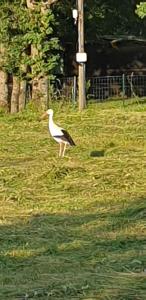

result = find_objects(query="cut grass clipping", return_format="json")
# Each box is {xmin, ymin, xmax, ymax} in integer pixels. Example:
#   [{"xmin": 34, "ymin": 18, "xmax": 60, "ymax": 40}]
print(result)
[{"xmin": 0, "ymin": 100, "xmax": 146, "ymax": 299}]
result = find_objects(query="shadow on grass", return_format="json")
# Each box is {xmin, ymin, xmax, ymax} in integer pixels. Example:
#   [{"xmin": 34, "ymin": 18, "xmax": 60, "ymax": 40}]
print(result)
[
  {"xmin": 0, "ymin": 197, "xmax": 146, "ymax": 300},
  {"xmin": 90, "ymin": 150, "xmax": 105, "ymax": 157},
  {"xmin": 90, "ymin": 142, "xmax": 116, "ymax": 157}
]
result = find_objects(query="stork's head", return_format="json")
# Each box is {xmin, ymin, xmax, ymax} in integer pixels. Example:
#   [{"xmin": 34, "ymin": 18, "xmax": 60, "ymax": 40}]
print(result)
[
  {"xmin": 39, "ymin": 109, "xmax": 53, "ymax": 120},
  {"xmin": 46, "ymin": 109, "xmax": 53, "ymax": 116}
]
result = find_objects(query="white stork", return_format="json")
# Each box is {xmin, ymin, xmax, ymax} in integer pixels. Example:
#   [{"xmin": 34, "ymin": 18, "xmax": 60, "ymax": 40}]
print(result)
[{"xmin": 40, "ymin": 109, "xmax": 76, "ymax": 157}]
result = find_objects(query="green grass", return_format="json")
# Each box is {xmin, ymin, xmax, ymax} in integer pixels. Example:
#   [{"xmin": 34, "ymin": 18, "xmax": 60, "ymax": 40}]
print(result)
[{"xmin": 0, "ymin": 99, "xmax": 146, "ymax": 300}]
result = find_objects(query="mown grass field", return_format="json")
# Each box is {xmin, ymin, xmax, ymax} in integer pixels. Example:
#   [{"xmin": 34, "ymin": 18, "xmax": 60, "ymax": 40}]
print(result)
[{"xmin": 0, "ymin": 99, "xmax": 146, "ymax": 300}]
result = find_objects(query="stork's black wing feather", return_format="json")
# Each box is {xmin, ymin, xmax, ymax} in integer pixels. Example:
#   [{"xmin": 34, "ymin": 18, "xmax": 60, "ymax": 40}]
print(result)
[{"xmin": 61, "ymin": 129, "xmax": 76, "ymax": 146}]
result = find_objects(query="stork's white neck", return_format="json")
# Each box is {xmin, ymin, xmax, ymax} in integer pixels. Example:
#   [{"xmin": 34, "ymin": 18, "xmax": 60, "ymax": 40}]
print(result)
[
  {"xmin": 48, "ymin": 114, "xmax": 54, "ymax": 129},
  {"xmin": 48, "ymin": 111, "xmax": 63, "ymax": 136}
]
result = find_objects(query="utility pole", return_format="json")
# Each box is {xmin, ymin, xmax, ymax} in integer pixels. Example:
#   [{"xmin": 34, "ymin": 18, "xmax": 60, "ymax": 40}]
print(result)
[{"xmin": 77, "ymin": 0, "xmax": 86, "ymax": 111}]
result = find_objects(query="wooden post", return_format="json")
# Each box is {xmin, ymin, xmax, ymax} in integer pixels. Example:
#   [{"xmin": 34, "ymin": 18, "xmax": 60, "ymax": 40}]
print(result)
[{"xmin": 78, "ymin": 0, "xmax": 86, "ymax": 111}]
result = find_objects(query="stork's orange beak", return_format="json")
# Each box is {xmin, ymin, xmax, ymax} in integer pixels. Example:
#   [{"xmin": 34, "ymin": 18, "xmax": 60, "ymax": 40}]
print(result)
[{"xmin": 39, "ymin": 112, "xmax": 48, "ymax": 121}]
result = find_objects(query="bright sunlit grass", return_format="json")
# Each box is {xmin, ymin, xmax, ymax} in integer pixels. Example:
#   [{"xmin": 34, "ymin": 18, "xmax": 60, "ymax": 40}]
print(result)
[{"xmin": 0, "ymin": 99, "xmax": 146, "ymax": 299}]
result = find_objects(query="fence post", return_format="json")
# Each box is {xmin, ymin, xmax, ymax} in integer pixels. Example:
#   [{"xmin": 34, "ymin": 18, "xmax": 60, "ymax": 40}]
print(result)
[
  {"xmin": 72, "ymin": 76, "xmax": 77, "ymax": 103},
  {"xmin": 122, "ymin": 74, "xmax": 125, "ymax": 97},
  {"xmin": 122, "ymin": 74, "xmax": 126, "ymax": 105}
]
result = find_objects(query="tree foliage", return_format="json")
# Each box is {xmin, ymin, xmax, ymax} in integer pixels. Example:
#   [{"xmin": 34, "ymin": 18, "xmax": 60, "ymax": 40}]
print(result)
[
  {"xmin": 0, "ymin": 0, "xmax": 145, "ymax": 78},
  {"xmin": 0, "ymin": 0, "xmax": 60, "ymax": 79},
  {"xmin": 136, "ymin": 2, "xmax": 146, "ymax": 19},
  {"xmin": 85, "ymin": 0, "xmax": 145, "ymax": 38},
  {"xmin": 54, "ymin": 0, "xmax": 145, "ymax": 45}
]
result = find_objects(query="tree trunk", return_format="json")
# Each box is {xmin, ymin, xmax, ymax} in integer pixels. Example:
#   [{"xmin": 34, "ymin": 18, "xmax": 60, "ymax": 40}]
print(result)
[
  {"xmin": 32, "ymin": 76, "xmax": 48, "ymax": 110},
  {"xmin": 31, "ymin": 44, "xmax": 46, "ymax": 109},
  {"xmin": 45, "ymin": 0, "xmax": 58, "ymax": 5},
  {"xmin": 0, "ymin": 70, "xmax": 8, "ymax": 111},
  {"xmin": 19, "ymin": 80, "xmax": 26, "ymax": 111},
  {"xmin": 10, "ymin": 76, "xmax": 20, "ymax": 113},
  {"xmin": 26, "ymin": 0, "xmax": 58, "ymax": 9},
  {"xmin": 26, "ymin": 0, "xmax": 35, "ymax": 10},
  {"xmin": 0, "ymin": 43, "xmax": 8, "ymax": 111}
]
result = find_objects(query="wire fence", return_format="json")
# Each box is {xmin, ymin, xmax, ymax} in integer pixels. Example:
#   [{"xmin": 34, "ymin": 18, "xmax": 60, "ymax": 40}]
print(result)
[
  {"xmin": 48, "ymin": 77, "xmax": 76, "ymax": 102},
  {"xmin": 87, "ymin": 74, "xmax": 146, "ymax": 100},
  {"xmin": 47, "ymin": 74, "xmax": 146, "ymax": 103}
]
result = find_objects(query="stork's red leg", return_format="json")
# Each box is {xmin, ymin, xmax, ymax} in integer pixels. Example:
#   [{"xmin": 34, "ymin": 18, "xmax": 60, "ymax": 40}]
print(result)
[
  {"xmin": 62, "ymin": 143, "xmax": 67, "ymax": 157},
  {"xmin": 59, "ymin": 142, "xmax": 63, "ymax": 157}
]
